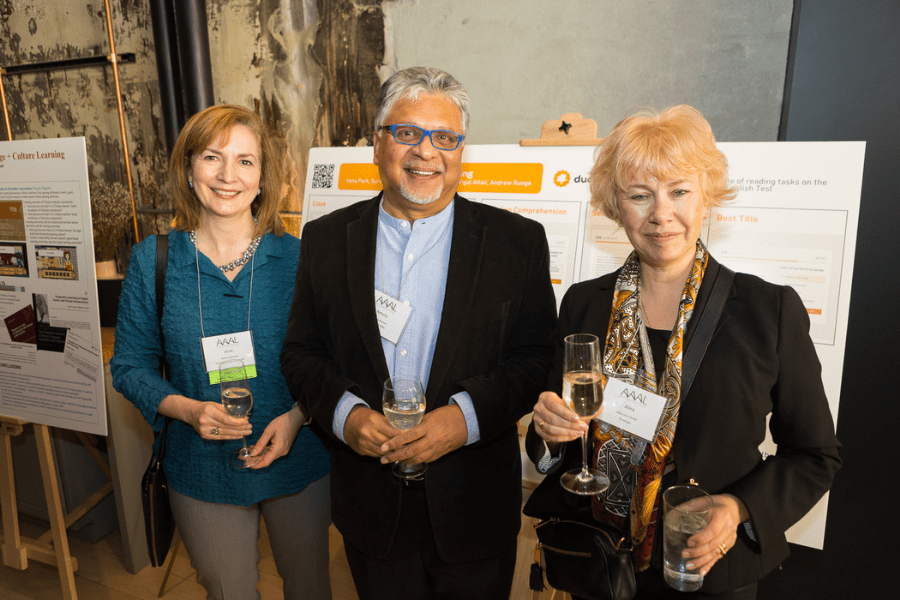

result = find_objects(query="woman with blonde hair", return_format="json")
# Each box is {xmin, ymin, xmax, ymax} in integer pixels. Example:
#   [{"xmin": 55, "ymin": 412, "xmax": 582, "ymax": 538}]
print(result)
[{"xmin": 526, "ymin": 105, "xmax": 840, "ymax": 599}]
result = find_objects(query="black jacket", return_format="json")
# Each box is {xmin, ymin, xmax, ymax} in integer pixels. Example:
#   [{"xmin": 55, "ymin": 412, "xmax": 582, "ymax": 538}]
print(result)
[
  {"xmin": 282, "ymin": 194, "xmax": 557, "ymax": 561},
  {"xmin": 526, "ymin": 256, "xmax": 841, "ymax": 593}
]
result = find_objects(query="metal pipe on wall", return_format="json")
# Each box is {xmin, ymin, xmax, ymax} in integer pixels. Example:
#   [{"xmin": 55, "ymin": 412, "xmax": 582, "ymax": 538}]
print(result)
[
  {"xmin": 173, "ymin": 0, "xmax": 215, "ymax": 119},
  {"xmin": 0, "ymin": 54, "xmax": 137, "ymax": 143},
  {"xmin": 0, "ymin": 68, "xmax": 12, "ymax": 140},
  {"xmin": 148, "ymin": 0, "xmax": 184, "ymax": 152},
  {"xmin": 102, "ymin": 0, "xmax": 141, "ymax": 243}
]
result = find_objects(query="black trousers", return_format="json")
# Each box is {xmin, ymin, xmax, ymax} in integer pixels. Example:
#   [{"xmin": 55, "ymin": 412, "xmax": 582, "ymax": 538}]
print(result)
[{"xmin": 343, "ymin": 485, "xmax": 517, "ymax": 600}]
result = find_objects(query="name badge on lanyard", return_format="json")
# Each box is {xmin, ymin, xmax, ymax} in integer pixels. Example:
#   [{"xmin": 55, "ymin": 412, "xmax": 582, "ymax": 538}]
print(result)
[
  {"xmin": 200, "ymin": 330, "xmax": 257, "ymax": 384},
  {"xmin": 375, "ymin": 289, "xmax": 412, "ymax": 345},
  {"xmin": 601, "ymin": 377, "xmax": 667, "ymax": 443}
]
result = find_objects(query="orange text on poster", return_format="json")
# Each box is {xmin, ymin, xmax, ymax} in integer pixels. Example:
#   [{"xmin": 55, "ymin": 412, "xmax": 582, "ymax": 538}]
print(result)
[{"xmin": 338, "ymin": 163, "xmax": 543, "ymax": 194}]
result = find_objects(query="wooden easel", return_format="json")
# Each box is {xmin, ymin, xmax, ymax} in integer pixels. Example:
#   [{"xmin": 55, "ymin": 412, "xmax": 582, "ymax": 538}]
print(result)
[
  {"xmin": 520, "ymin": 112, "xmax": 603, "ymax": 146},
  {"xmin": 0, "ymin": 415, "xmax": 112, "ymax": 599}
]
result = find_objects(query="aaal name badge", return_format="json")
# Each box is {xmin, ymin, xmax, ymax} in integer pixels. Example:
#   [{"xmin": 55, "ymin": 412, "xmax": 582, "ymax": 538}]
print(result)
[
  {"xmin": 200, "ymin": 330, "xmax": 257, "ymax": 384},
  {"xmin": 601, "ymin": 377, "xmax": 667, "ymax": 442},
  {"xmin": 375, "ymin": 289, "xmax": 412, "ymax": 345}
]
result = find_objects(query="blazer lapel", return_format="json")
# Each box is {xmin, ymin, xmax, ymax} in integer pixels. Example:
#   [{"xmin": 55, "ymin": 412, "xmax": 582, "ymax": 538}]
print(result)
[
  {"xmin": 426, "ymin": 197, "xmax": 485, "ymax": 403},
  {"xmin": 346, "ymin": 197, "xmax": 390, "ymax": 384}
]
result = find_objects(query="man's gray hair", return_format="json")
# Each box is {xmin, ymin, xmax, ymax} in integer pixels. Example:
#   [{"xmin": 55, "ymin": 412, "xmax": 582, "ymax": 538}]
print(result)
[{"xmin": 374, "ymin": 67, "xmax": 470, "ymax": 137}]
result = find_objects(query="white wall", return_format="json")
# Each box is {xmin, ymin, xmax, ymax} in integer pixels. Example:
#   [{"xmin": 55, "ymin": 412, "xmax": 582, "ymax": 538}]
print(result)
[{"xmin": 383, "ymin": 0, "xmax": 793, "ymax": 143}]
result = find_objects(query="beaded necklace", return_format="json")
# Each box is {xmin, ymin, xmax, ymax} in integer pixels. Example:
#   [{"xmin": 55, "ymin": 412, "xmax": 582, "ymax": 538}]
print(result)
[{"xmin": 188, "ymin": 227, "xmax": 261, "ymax": 273}]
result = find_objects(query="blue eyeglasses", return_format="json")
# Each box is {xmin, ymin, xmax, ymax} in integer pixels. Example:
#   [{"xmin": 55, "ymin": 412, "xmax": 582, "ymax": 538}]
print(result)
[{"xmin": 380, "ymin": 124, "xmax": 465, "ymax": 151}]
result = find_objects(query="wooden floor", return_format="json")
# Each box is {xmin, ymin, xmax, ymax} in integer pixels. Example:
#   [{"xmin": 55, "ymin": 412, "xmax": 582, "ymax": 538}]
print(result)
[
  {"xmin": 1, "ymin": 514, "xmax": 569, "ymax": 600},
  {"xmin": 0, "ymin": 518, "xmax": 358, "ymax": 600}
]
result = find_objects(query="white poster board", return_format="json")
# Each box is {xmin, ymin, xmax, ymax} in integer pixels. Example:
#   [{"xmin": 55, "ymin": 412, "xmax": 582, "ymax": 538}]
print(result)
[
  {"xmin": 302, "ymin": 141, "xmax": 865, "ymax": 549},
  {"xmin": 0, "ymin": 137, "xmax": 107, "ymax": 436}
]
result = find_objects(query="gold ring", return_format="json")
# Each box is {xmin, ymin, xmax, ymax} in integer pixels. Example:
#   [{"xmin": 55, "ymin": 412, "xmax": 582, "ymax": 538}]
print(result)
[
  {"xmin": 539, "ymin": 421, "xmax": 546, "ymax": 431},
  {"xmin": 211, "ymin": 427, "xmax": 219, "ymax": 436},
  {"xmin": 718, "ymin": 543, "xmax": 727, "ymax": 557}
]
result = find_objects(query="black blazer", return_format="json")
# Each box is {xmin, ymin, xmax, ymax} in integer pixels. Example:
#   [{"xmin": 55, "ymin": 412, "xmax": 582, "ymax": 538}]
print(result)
[
  {"xmin": 281, "ymin": 194, "xmax": 557, "ymax": 561},
  {"xmin": 525, "ymin": 256, "xmax": 841, "ymax": 594}
]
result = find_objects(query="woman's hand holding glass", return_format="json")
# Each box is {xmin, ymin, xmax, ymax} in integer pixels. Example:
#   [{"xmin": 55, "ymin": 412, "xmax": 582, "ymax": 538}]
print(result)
[
  {"xmin": 158, "ymin": 393, "xmax": 252, "ymax": 441},
  {"xmin": 680, "ymin": 494, "xmax": 748, "ymax": 577},
  {"xmin": 199, "ymin": 401, "xmax": 253, "ymax": 441},
  {"xmin": 532, "ymin": 390, "xmax": 594, "ymax": 445},
  {"xmin": 245, "ymin": 404, "xmax": 307, "ymax": 469}
]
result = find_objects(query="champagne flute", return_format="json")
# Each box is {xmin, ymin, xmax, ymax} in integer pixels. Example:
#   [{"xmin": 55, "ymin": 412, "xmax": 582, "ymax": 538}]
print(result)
[
  {"xmin": 219, "ymin": 359, "xmax": 260, "ymax": 469},
  {"xmin": 382, "ymin": 375, "xmax": 427, "ymax": 480},
  {"xmin": 559, "ymin": 333, "xmax": 609, "ymax": 495}
]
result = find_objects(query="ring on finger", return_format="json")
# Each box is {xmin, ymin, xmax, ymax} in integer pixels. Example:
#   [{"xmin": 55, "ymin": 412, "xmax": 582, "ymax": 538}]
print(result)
[
  {"xmin": 717, "ymin": 543, "xmax": 728, "ymax": 557},
  {"xmin": 539, "ymin": 421, "xmax": 547, "ymax": 431},
  {"xmin": 211, "ymin": 427, "xmax": 219, "ymax": 436}
]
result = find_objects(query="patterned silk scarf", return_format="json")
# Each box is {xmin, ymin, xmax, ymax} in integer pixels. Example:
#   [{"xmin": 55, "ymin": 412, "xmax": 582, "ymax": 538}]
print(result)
[{"xmin": 591, "ymin": 240, "xmax": 708, "ymax": 571}]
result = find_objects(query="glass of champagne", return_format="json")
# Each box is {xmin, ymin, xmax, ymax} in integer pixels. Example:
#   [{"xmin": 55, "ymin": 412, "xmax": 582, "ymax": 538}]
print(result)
[
  {"xmin": 382, "ymin": 375, "xmax": 426, "ymax": 480},
  {"xmin": 559, "ymin": 333, "xmax": 609, "ymax": 495},
  {"xmin": 219, "ymin": 359, "xmax": 260, "ymax": 469}
]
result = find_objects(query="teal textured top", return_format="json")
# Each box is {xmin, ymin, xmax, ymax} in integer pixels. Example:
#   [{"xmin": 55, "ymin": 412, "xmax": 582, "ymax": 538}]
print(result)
[{"xmin": 111, "ymin": 231, "xmax": 329, "ymax": 505}]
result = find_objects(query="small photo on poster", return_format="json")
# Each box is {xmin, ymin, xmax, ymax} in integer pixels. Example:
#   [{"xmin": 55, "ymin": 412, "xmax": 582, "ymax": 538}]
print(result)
[
  {"xmin": 35, "ymin": 245, "xmax": 79, "ymax": 281},
  {"xmin": 0, "ymin": 201, "xmax": 27, "ymax": 240},
  {"xmin": 33, "ymin": 293, "xmax": 68, "ymax": 352},
  {"xmin": 4, "ymin": 303, "xmax": 36, "ymax": 344},
  {"xmin": 0, "ymin": 242, "xmax": 29, "ymax": 277}
]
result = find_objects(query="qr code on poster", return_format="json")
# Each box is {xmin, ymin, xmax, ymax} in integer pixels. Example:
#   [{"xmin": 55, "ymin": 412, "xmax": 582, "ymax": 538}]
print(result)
[{"xmin": 311, "ymin": 164, "xmax": 335, "ymax": 189}]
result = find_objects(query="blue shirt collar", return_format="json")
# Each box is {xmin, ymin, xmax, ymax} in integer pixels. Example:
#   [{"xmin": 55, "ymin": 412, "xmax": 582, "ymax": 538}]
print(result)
[{"xmin": 377, "ymin": 197, "xmax": 455, "ymax": 232}]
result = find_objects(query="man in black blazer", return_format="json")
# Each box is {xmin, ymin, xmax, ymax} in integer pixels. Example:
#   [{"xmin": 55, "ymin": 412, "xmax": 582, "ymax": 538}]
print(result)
[{"xmin": 281, "ymin": 67, "xmax": 556, "ymax": 599}]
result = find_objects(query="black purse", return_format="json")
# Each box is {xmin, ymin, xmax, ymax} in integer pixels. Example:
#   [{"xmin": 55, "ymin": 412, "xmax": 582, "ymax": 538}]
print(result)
[
  {"xmin": 524, "ymin": 456, "xmax": 637, "ymax": 600},
  {"xmin": 141, "ymin": 419, "xmax": 174, "ymax": 567},
  {"xmin": 140, "ymin": 234, "xmax": 176, "ymax": 567},
  {"xmin": 534, "ymin": 517, "xmax": 636, "ymax": 600}
]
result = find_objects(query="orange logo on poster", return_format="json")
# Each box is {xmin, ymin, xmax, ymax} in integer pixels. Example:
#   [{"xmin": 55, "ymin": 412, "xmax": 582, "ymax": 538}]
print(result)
[{"xmin": 554, "ymin": 170, "xmax": 570, "ymax": 187}]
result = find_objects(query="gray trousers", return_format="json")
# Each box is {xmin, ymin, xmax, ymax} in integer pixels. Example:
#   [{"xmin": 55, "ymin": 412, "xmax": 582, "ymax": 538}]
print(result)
[{"xmin": 168, "ymin": 474, "xmax": 331, "ymax": 600}]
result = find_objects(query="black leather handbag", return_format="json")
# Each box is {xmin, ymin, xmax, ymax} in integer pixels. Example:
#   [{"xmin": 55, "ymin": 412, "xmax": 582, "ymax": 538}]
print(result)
[
  {"xmin": 141, "ymin": 420, "xmax": 174, "ymax": 567},
  {"xmin": 140, "ymin": 234, "xmax": 175, "ymax": 567},
  {"xmin": 534, "ymin": 517, "xmax": 636, "ymax": 600},
  {"xmin": 525, "ymin": 464, "xmax": 636, "ymax": 600}
]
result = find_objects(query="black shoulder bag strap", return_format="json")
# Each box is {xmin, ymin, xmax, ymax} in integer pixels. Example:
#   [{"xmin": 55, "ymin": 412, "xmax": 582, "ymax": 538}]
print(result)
[
  {"xmin": 155, "ymin": 234, "xmax": 169, "ymax": 379},
  {"xmin": 155, "ymin": 234, "xmax": 171, "ymax": 445},
  {"xmin": 679, "ymin": 263, "xmax": 735, "ymax": 401}
]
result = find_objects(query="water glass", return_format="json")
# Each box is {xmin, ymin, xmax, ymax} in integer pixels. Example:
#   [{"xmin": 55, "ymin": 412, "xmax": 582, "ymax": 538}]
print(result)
[{"xmin": 662, "ymin": 484, "xmax": 713, "ymax": 592}]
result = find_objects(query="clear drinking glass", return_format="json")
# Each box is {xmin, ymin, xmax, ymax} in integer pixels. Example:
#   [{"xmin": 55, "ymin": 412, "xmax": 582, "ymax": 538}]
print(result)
[
  {"xmin": 559, "ymin": 333, "xmax": 610, "ymax": 495},
  {"xmin": 663, "ymin": 485, "xmax": 713, "ymax": 592},
  {"xmin": 382, "ymin": 375, "xmax": 427, "ymax": 480},
  {"xmin": 219, "ymin": 359, "xmax": 261, "ymax": 469}
]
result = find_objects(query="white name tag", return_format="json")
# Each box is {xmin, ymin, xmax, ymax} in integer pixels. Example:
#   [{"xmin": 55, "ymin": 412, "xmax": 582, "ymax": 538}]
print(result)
[
  {"xmin": 200, "ymin": 330, "xmax": 257, "ymax": 383},
  {"xmin": 600, "ymin": 377, "xmax": 667, "ymax": 442},
  {"xmin": 375, "ymin": 289, "xmax": 412, "ymax": 345}
]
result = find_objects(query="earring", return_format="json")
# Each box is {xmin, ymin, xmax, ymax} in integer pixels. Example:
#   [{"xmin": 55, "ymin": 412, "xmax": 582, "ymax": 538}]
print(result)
[
  {"xmin": 257, "ymin": 188, "xmax": 261, "ymax": 196},
  {"xmin": 188, "ymin": 177, "xmax": 193, "ymax": 190}
]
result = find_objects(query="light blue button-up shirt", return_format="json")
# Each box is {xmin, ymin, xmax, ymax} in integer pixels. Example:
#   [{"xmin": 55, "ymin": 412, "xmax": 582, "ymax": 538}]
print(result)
[{"xmin": 332, "ymin": 199, "xmax": 480, "ymax": 445}]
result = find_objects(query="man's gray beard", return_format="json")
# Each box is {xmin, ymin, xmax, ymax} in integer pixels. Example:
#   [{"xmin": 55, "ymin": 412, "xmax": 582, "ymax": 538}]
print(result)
[{"xmin": 400, "ymin": 182, "xmax": 443, "ymax": 205}]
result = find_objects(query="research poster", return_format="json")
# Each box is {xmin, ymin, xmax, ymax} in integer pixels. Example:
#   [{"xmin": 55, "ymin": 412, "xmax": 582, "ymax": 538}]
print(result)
[
  {"xmin": 303, "ymin": 141, "xmax": 865, "ymax": 549},
  {"xmin": 0, "ymin": 137, "xmax": 107, "ymax": 436}
]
